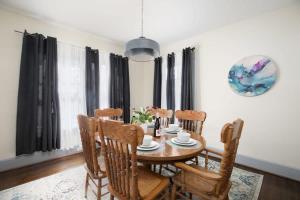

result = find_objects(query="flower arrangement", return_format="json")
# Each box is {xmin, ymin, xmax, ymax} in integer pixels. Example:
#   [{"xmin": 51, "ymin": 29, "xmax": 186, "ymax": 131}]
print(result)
[{"xmin": 131, "ymin": 107, "xmax": 153, "ymax": 124}]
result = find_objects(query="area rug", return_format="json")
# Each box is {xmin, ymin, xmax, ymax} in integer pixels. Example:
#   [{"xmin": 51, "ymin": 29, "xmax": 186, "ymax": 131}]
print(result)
[{"xmin": 0, "ymin": 158, "xmax": 263, "ymax": 200}]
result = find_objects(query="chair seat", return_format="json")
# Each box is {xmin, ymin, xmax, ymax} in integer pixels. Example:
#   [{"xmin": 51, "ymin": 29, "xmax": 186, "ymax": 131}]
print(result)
[
  {"xmin": 174, "ymin": 164, "xmax": 222, "ymax": 182},
  {"xmin": 189, "ymin": 164, "xmax": 222, "ymax": 179},
  {"xmin": 97, "ymin": 155, "xmax": 106, "ymax": 171},
  {"xmin": 173, "ymin": 165, "xmax": 221, "ymax": 194},
  {"xmin": 136, "ymin": 166, "xmax": 169, "ymax": 200},
  {"xmin": 173, "ymin": 165, "xmax": 231, "ymax": 200},
  {"xmin": 84, "ymin": 155, "xmax": 107, "ymax": 179}
]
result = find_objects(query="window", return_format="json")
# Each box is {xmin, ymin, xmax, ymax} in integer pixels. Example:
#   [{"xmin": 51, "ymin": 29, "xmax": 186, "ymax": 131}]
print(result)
[
  {"xmin": 99, "ymin": 52, "xmax": 110, "ymax": 108},
  {"xmin": 161, "ymin": 50, "xmax": 182, "ymax": 111},
  {"xmin": 57, "ymin": 42, "xmax": 86, "ymax": 150},
  {"xmin": 57, "ymin": 43, "xmax": 111, "ymax": 150}
]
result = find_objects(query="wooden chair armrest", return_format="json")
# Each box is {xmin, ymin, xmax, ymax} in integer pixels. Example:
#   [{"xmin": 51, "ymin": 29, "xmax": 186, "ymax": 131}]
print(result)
[
  {"xmin": 95, "ymin": 135, "xmax": 101, "ymax": 146},
  {"xmin": 175, "ymin": 162, "xmax": 222, "ymax": 181},
  {"xmin": 203, "ymin": 148, "xmax": 223, "ymax": 168},
  {"xmin": 204, "ymin": 148, "xmax": 223, "ymax": 157}
]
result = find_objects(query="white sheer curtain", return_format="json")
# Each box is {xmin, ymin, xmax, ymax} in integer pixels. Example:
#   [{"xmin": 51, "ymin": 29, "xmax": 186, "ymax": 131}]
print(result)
[
  {"xmin": 161, "ymin": 55, "xmax": 168, "ymax": 108},
  {"xmin": 174, "ymin": 50, "xmax": 182, "ymax": 111},
  {"xmin": 99, "ymin": 52, "xmax": 110, "ymax": 108},
  {"xmin": 161, "ymin": 51, "xmax": 182, "ymax": 111},
  {"xmin": 57, "ymin": 42, "xmax": 86, "ymax": 150}
]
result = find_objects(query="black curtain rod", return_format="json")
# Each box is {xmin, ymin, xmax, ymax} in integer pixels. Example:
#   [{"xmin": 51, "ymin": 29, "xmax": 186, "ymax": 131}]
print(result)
[
  {"xmin": 14, "ymin": 30, "xmax": 24, "ymax": 34},
  {"xmin": 13, "ymin": 29, "xmax": 118, "ymax": 51},
  {"xmin": 13, "ymin": 29, "xmax": 84, "ymax": 49}
]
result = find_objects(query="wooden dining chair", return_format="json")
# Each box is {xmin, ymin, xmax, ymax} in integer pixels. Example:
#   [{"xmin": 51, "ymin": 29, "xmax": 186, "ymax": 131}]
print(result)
[
  {"xmin": 149, "ymin": 108, "xmax": 174, "ymax": 174},
  {"xmin": 175, "ymin": 110, "xmax": 207, "ymax": 165},
  {"xmin": 95, "ymin": 108, "xmax": 123, "ymax": 120},
  {"xmin": 94, "ymin": 108, "xmax": 123, "ymax": 139},
  {"xmin": 77, "ymin": 115, "xmax": 108, "ymax": 200},
  {"xmin": 98, "ymin": 119, "xmax": 170, "ymax": 200},
  {"xmin": 171, "ymin": 119, "xmax": 244, "ymax": 200},
  {"xmin": 149, "ymin": 108, "xmax": 173, "ymax": 128},
  {"xmin": 175, "ymin": 110, "xmax": 206, "ymax": 135}
]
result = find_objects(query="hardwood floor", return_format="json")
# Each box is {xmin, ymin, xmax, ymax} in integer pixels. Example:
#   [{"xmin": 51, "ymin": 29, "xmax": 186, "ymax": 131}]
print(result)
[
  {"xmin": 0, "ymin": 153, "xmax": 85, "ymax": 191},
  {"xmin": 0, "ymin": 153, "xmax": 299, "ymax": 200},
  {"xmin": 234, "ymin": 163, "xmax": 300, "ymax": 200}
]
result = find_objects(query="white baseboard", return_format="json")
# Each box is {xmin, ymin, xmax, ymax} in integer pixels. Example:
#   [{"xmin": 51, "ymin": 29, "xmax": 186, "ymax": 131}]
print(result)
[
  {"xmin": 206, "ymin": 146, "xmax": 300, "ymax": 182},
  {"xmin": 1, "ymin": 147, "xmax": 299, "ymax": 182},
  {"xmin": 235, "ymin": 153, "xmax": 300, "ymax": 182},
  {"xmin": 0, "ymin": 149, "xmax": 81, "ymax": 172}
]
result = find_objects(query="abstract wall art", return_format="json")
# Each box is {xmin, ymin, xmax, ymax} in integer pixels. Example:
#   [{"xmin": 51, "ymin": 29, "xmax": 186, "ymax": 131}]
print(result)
[{"xmin": 228, "ymin": 55, "xmax": 278, "ymax": 97}]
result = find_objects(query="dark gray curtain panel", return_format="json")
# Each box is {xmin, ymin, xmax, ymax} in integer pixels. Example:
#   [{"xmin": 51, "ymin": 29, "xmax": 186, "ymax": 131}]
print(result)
[
  {"xmin": 122, "ymin": 57, "xmax": 130, "ymax": 123},
  {"xmin": 109, "ymin": 53, "xmax": 130, "ymax": 123},
  {"xmin": 153, "ymin": 57, "xmax": 162, "ymax": 108},
  {"xmin": 16, "ymin": 31, "xmax": 60, "ymax": 156},
  {"xmin": 166, "ymin": 53, "xmax": 175, "ymax": 111},
  {"xmin": 181, "ymin": 47, "xmax": 195, "ymax": 110},
  {"xmin": 85, "ymin": 47, "xmax": 99, "ymax": 116}
]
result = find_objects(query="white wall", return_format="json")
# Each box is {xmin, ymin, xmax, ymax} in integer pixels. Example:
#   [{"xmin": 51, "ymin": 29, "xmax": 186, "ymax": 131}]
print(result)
[
  {"xmin": 129, "ymin": 60, "xmax": 154, "ymax": 110},
  {"xmin": 161, "ymin": 4, "xmax": 300, "ymax": 172},
  {"xmin": 129, "ymin": 3, "xmax": 300, "ymax": 178},
  {"xmin": 1, "ymin": 2, "xmax": 299, "ymax": 179},
  {"xmin": 0, "ymin": 8, "xmax": 123, "ymax": 160}
]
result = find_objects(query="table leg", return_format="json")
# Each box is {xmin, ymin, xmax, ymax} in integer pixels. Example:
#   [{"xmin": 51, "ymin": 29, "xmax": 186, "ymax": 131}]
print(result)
[{"xmin": 143, "ymin": 163, "xmax": 152, "ymax": 170}]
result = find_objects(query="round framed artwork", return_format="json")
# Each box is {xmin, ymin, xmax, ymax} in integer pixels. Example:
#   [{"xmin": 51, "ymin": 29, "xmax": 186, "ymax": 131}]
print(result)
[{"xmin": 228, "ymin": 55, "xmax": 278, "ymax": 97}]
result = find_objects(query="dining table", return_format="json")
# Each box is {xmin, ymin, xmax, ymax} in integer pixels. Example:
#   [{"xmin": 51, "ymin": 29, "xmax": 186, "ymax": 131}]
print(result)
[
  {"xmin": 96, "ymin": 129, "xmax": 206, "ymax": 165},
  {"xmin": 137, "ymin": 130, "xmax": 206, "ymax": 165}
]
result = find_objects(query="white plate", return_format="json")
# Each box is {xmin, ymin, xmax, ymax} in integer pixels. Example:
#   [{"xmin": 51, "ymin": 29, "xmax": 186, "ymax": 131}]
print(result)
[
  {"xmin": 172, "ymin": 138, "xmax": 197, "ymax": 146},
  {"xmin": 171, "ymin": 138, "xmax": 197, "ymax": 146},
  {"xmin": 173, "ymin": 137, "xmax": 194, "ymax": 144},
  {"xmin": 139, "ymin": 141, "xmax": 158, "ymax": 148},
  {"xmin": 137, "ymin": 141, "xmax": 160, "ymax": 151},
  {"xmin": 164, "ymin": 127, "xmax": 182, "ymax": 134}
]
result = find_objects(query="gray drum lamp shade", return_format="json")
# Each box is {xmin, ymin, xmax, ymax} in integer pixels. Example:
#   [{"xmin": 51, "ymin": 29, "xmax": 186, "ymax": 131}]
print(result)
[
  {"xmin": 125, "ymin": 0, "xmax": 160, "ymax": 62},
  {"xmin": 125, "ymin": 37, "xmax": 160, "ymax": 62}
]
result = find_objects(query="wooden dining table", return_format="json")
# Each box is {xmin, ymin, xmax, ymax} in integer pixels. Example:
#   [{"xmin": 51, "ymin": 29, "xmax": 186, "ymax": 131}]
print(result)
[
  {"xmin": 96, "ymin": 130, "xmax": 206, "ymax": 165},
  {"xmin": 137, "ymin": 131, "xmax": 206, "ymax": 165}
]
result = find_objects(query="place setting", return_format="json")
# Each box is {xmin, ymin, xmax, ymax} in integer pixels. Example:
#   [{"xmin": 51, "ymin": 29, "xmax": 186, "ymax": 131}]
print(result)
[
  {"xmin": 137, "ymin": 135, "xmax": 160, "ymax": 151},
  {"xmin": 162, "ymin": 124, "xmax": 182, "ymax": 134},
  {"xmin": 169, "ymin": 130, "xmax": 198, "ymax": 147}
]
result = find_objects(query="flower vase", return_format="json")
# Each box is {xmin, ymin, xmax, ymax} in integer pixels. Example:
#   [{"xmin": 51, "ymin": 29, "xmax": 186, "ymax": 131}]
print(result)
[{"xmin": 140, "ymin": 123, "xmax": 148, "ymax": 134}]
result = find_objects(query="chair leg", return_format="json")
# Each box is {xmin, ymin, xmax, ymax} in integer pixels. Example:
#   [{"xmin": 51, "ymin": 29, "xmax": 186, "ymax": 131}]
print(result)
[
  {"xmin": 110, "ymin": 194, "xmax": 114, "ymax": 200},
  {"xmin": 171, "ymin": 184, "xmax": 177, "ymax": 200},
  {"xmin": 195, "ymin": 156, "xmax": 199, "ymax": 165},
  {"xmin": 97, "ymin": 179, "xmax": 102, "ymax": 200},
  {"xmin": 205, "ymin": 151, "xmax": 209, "ymax": 169},
  {"xmin": 164, "ymin": 187, "xmax": 169, "ymax": 200},
  {"xmin": 159, "ymin": 164, "xmax": 163, "ymax": 174},
  {"xmin": 85, "ymin": 173, "xmax": 89, "ymax": 198},
  {"xmin": 154, "ymin": 164, "xmax": 158, "ymax": 172}
]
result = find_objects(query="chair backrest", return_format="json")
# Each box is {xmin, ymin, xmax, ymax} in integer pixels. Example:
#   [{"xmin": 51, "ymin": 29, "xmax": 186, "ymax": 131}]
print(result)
[
  {"xmin": 219, "ymin": 118, "xmax": 244, "ymax": 190},
  {"xmin": 175, "ymin": 110, "xmax": 207, "ymax": 135},
  {"xmin": 77, "ymin": 115, "xmax": 105, "ymax": 176},
  {"xmin": 95, "ymin": 108, "xmax": 123, "ymax": 120},
  {"xmin": 99, "ymin": 120, "xmax": 144, "ymax": 200},
  {"xmin": 149, "ymin": 108, "xmax": 173, "ymax": 128}
]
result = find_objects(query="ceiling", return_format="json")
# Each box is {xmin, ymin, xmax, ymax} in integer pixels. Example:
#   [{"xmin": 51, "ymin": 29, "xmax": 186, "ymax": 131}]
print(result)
[{"xmin": 0, "ymin": 0, "xmax": 297, "ymax": 45}]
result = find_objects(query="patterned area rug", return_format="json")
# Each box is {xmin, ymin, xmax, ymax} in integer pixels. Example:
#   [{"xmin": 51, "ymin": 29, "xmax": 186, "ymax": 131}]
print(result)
[{"xmin": 0, "ymin": 158, "xmax": 263, "ymax": 200}]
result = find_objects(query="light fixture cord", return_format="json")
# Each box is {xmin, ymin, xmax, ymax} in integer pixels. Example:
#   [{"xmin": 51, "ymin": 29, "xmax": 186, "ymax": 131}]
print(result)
[{"xmin": 141, "ymin": 0, "xmax": 144, "ymax": 37}]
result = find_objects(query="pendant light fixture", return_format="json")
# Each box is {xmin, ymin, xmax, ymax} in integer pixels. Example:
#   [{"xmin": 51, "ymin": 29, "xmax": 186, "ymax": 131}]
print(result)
[{"xmin": 125, "ymin": 0, "xmax": 160, "ymax": 62}]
